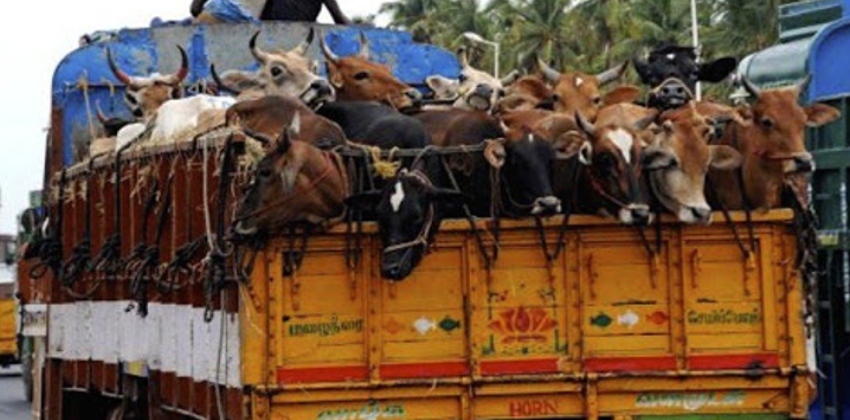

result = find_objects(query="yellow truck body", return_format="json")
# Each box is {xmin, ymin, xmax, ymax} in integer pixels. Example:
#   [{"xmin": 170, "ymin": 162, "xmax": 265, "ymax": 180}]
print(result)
[
  {"xmin": 240, "ymin": 210, "xmax": 809, "ymax": 420},
  {"xmin": 0, "ymin": 292, "xmax": 17, "ymax": 363}
]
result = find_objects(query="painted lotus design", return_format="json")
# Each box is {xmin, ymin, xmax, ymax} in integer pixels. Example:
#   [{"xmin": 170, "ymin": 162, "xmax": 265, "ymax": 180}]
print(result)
[{"xmin": 489, "ymin": 307, "xmax": 557, "ymax": 344}]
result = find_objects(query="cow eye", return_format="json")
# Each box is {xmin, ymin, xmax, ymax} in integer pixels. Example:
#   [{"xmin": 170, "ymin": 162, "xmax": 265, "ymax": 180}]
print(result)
[
  {"xmin": 271, "ymin": 67, "xmax": 284, "ymax": 77},
  {"xmin": 760, "ymin": 117, "xmax": 775, "ymax": 129},
  {"xmin": 458, "ymin": 74, "xmax": 468, "ymax": 83},
  {"xmin": 598, "ymin": 153, "xmax": 616, "ymax": 169},
  {"xmin": 354, "ymin": 71, "xmax": 369, "ymax": 81},
  {"xmin": 258, "ymin": 168, "xmax": 273, "ymax": 179},
  {"xmin": 592, "ymin": 96, "xmax": 602, "ymax": 105}
]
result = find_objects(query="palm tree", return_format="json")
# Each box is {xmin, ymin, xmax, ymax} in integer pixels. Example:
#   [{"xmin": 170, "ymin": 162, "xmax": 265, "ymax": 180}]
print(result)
[{"xmin": 379, "ymin": 0, "xmax": 449, "ymax": 43}]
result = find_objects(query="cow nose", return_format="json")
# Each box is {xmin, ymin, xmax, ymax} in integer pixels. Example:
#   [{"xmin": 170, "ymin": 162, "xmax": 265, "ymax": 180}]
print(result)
[
  {"xmin": 631, "ymin": 207, "xmax": 651, "ymax": 226},
  {"xmin": 311, "ymin": 80, "xmax": 333, "ymax": 97},
  {"xmin": 532, "ymin": 196, "xmax": 562, "ymax": 216},
  {"xmin": 405, "ymin": 88, "xmax": 423, "ymax": 107},
  {"xmin": 473, "ymin": 83, "xmax": 494, "ymax": 98},
  {"xmin": 794, "ymin": 156, "xmax": 815, "ymax": 173},
  {"xmin": 691, "ymin": 206, "xmax": 711, "ymax": 222}
]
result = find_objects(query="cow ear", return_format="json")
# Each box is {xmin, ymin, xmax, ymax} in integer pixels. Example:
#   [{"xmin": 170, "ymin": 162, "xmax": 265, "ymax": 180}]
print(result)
[
  {"xmin": 326, "ymin": 62, "xmax": 344, "ymax": 88},
  {"xmin": 425, "ymin": 76, "xmax": 459, "ymax": 98},
  {"xmin": 578, "ymin": 141, "xmax": 593, "ymax": 166},
  {"xmin": 642, "ymin": 146, "xmax": 678, "ymax": 170},
  {"xmin": 698, "ymin": 57, "xmax": 737, "ymax": 83},
  {"xmin": 345, "ymin": 190, "xmax": 382, "ymax": 211},
  {"xmin": 552, "ymin": 131, "xmax": 585, "ymax": 159},
  {"xmin": 632, "ymin": 58, "xmax": 651, "ymax": 85},
  {"xmin": 603, "ymin": 86, "xmax": 641, "ymax": 106},
  {"xmin": 709, "ymin": 145, "xmax": 742, "ymax": 171},
  {"xmin": 804, "ymin": 103, "xmax": 841, "ymax": 127},
  {"xmin": 484, "ymin": 139, "xmax": 507, "ymax": 169}
]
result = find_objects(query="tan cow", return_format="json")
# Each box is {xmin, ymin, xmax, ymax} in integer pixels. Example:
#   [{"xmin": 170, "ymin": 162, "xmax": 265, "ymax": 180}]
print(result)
[
  {"xmin": 538, "ymin": 59, "xmax": 641, "ymax": 121},
  {"xmin": 107, "ymin": 46, "xmax": 189, "ymax": 120},
  {"xmin": 643, "ymin": 103, "xmax": 742, "ymax": 224},
  {"xmin": 320, "ymin": 32, "xmax": 422, "ymax": 112},
  {"xmin": 710, "ymin": 77, "xmax": 840, "ymax": 210}
]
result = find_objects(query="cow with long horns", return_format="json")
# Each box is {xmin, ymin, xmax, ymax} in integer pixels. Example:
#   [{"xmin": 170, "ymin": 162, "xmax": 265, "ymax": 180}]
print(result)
[
  {"xmin": 107, "ymin": 46, "xmax": 190, "ymax": 120},
  {"xmin": 424, "ymin": 47, "xmax": 521, "ymax": 112},
  {"xmin": 538, "ymin": 59, "xmax": 640, "ymax": 121}
]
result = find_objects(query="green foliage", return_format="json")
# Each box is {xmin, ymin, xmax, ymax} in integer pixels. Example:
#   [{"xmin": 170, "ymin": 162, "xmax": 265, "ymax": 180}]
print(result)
[{"xmin": 379, "ymin": 0, "xmax": 795, "ymax": 80}]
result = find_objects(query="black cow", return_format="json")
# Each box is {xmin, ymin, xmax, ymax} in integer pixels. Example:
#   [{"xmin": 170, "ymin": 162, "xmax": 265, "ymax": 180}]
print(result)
[
  {"xmin": 316, "ymin": 101, "xmax": 431, "ymax": 149},
  {"xmin": 633, "ymin": 44, "xmax": 737, "ymax": 110}
]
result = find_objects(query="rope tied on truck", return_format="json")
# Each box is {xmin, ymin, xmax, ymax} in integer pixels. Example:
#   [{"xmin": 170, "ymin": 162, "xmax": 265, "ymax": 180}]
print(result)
[{"xmin": 30, "ymin": 169, "xmax": 68, "ymax": 280}]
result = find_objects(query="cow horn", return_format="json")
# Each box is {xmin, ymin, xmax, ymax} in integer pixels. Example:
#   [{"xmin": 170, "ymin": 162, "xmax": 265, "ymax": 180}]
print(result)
[
  {"xmin": 249, "ymin": 31, "xmax": 271, "ymax": 65},
  {"xmin": 500, "ymin": 69, "xmax": 521, "ymax": 86},
  {"xmin": 106, "ymin": 48, "xmax": 137, "ymax": 88},
  {"xmin": 210, "ymin": 64, "xmax": 243, "ymax": 94},
  {"xmin": 538, "ymin": 59, "xmax": 561, "ymax": 84},
  {"xmin": 457, "ymin": 47, "xmax": 470, "ymax": 68},
  {"xmin": 741, "ymin": 76, "xmax": 761, "ymax": 99},
  {"xmin": 596, "ymin": 61, "xmax": 628, "ymax": 86},
  {"xmin": 796, "ymin": 75, "xmax": 812, "ymax": 95},
  {"xmin": 357, "ymin": 32, "xmax": 371, "ymax": 59},
  {"xmin": 294, "ymin": 27, "xmax": 315, "ymax": 56},
  {"xmin": 575, "ymin": 111, "xmax": 596, "ymax": 137},
  {"xmin": 95, "ymin": 101, "xmax": 108, "ymax": 124},
  {"xmin": 320, "ymin": 31, "xmax": 339, "ymax": 63},
  {"xmin": 163, "ymin": 46, "xmax": 190, "ymax": 86}
]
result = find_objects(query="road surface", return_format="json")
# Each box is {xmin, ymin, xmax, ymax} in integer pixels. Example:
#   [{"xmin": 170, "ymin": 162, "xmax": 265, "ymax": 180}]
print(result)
[{"xmin": 0, "ymin": 365, "xmax": 29, "ymax": 419}]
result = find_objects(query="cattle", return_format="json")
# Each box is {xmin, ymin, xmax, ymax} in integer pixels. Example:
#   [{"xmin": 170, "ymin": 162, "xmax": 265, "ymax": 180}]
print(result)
[
  {"xmin": 633, "ymin": 44, "xmax": 737, "ymax": 110},
  {"xmin": 107, "ymin": 46, "xmax": 190, "ymax": 120},
  {"xmin": 709, "ymin": 77, "xmax": 840, "ymax": 210},
  {"xmin": 424, "ymin": 47, "xmax": 521, "ymax": 112},
  {"xmin": 320, "ymin": 32, "xmax": 422, "ymax": 112},
  {"xmin": 414, "ymin": 109, "xmax": 568, "ymax": 217},
  {"xmin": 317, "ymin": 101, "xmax": 431, "ymax": 149},
  {"xmin": 568, "ymin": 107, "xmax": 655, "ymax": 225},
  {"xmin": 224, "ymin": 95, "xmax": 346, "ymax": 148},
  {"xmin": 212, "ymin": 29, "xmax": 335, "ymax": 108},
  {"xmin": 495, "ymin": 75, "xmax": 557, "ymax": 113},
  {"xmin": 642, "ymin": 103, "xmax": 742, "ymax": 224},
  {"xmin": 233, "ymin": 114, "xmax": 349, "ymax": 236},
  {"xmin": 538, "ymin": 60, "xmax": 640, "ymax": 121}
]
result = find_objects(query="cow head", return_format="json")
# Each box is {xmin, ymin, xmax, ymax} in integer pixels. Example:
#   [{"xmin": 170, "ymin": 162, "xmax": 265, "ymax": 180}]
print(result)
[
  {"xmin": 485, "ymin": 133, "xmax": 575, "ymax": 217},
  {"xmin": 538, "ymin": 60, "xmax": 640, "ymax": 121},
  {"xmin": 573, "ymin": 111, "xmax": 653, "ymax": 225},
  {"xmin": 212, "ymin": 29, "xmax": 334, "ymax": 108},
  {"xmin": 643, "ymin": 104, "xmax": 742, "ymax": 224},
  {"xmin": 234, "ymin": 114, "xmax": 347, "ymax": 235},
  {"xmin": 347, "ymin": 169, "xmax": 463, "ymax": 281},
  {"xmin": 496, "ymin": 75, "xmax": 558, "ymax": 113},
  {"xmin": 425, "ymin": 47, "xmax": 520, "ymax": 112},
  {"xmin": 107, "ymin": 46, "xmax": 189, "ymax": 120},
  {"xmin": 727, "ymin": 77, "xmax": 840, "ymax": 208},
  {"xmin": 633, "ymin": 44, "xmax": 737, "ymax": 110},
  {"xmin": 321, "ymin": 32, "xmax": 422, "ymax": 112}
]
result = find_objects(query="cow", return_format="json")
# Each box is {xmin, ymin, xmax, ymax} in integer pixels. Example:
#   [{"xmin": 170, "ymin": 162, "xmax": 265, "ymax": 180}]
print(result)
[
  {"xmin": 211, "ymin": 29, "xmax": 335, "ymax": 108},
  {"xmin": 633, "ymin": 44, "xmax": 737, "ymax": 110},
  {"xmin": 568, "ymin": 107, "xmax": 655, "ymax": 225},
  {"xmin": 641, "ymin": 103, "xmax": 742, "ymax": 224},
  {"xmin": 414, "ymin": 109, "xmax": 569, "ymax": 217},
  {"xmin": 233, "ymin": 114, "xmax": 349, "ymax": 236},
  {"xmin": 495, "ymin": 75, "xmax": 557, "ymax": 113},
  {"xmin": 320, "ymin": 32, "xmax": 422, "ymax": 112},
  {"xmin": 709, "ymin": 77, "xmax": 840, "ymax": 210},
  {"xmin": 107, "ymin": 45, "xmax": 190, "ymax": 120},
  {"xmin": 424, "ymin": 47, "xmax": 521, "ymax": 112},
  {"xmin": 316, "ymin": 101, "xmax": 431, "ymax": 150},
  {"xmin": 224, "ymin": 95, "xmax": 346, "ymax": 148},
  {"xmin": 538, "ymin": 60, "xmax": 640, "ymax": 121}
]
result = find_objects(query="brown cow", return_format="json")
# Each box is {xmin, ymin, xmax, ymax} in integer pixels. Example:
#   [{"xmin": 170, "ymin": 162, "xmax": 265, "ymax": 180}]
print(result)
[
  {"xmin": 225, "ymin": 95, "xmax": 346, "ymax": 148},
  {"xmin": 233, "ymin": 115, "xmax": 349, "ymax": 235},
  {"xmin": 320, "ymin": 32, "xmax": 422, "ymax": 111},
  {"xmin": 710, "ymin": 77, "xmax": 840, "ymax": 210},
  {"xmin": 211, "ymin": 29, "xmax": 334, "ymax": 107},
  {"xmin": 643, "ymin": 103, "xmax": 742, "ymax": 224},
  {"xmin": 495, "ymin": 75, "xmax": 557, "ymax": 114},
  {"xmin": 107, "ymin": 46, "xmax": 189, "ymax": 120},
  {"xmin": 538, "ymin": 60, "xmax": 641, "ymax": 121}
]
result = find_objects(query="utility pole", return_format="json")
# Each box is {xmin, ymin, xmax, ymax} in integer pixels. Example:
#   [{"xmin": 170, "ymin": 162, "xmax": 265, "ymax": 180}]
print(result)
[{"xmin": 691, "ymin": 0, "xmax": 702, "ymax": 100}]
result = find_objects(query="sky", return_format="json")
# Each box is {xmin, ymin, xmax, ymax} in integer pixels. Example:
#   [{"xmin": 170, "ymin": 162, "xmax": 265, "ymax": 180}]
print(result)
[{"xmin": 0, "ymin": 1, "xmax": 383, "ymax": 235}]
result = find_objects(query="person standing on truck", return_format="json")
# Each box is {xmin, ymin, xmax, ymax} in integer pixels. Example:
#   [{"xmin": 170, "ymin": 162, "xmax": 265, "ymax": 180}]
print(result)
[{"xmin": 192, "ymin": 0, "xmax": 351, "ymax": 24}]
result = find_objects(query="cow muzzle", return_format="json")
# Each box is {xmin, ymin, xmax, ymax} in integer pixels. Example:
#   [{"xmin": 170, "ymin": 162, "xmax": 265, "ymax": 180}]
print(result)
[
  {"xmin": 787, "ymin": 154, "xmax": 815, "ymax": 174},
  {"xmin": 233, "ymin": 221, "xmax": 259, "ymax": 236},
  {"xmin": 466, "ymin": 84, "xmax": 495, "ymax": 111},
  {"xmin": 302, "ymin": 79, "xmax": 336, "ymax": 109},
  {"xmin": 651, "ymin": 79, "xmax": 693, "ymax": 110},
  {"xmin": 531, "ymin": 196, "xmax": 562, "ymax": 217},
  {"xmin": 678, "ymin": 205, "xmax": 712, "ymax": 225},
  {"xmin": 618, "ymin": 204, "xmax": 651, "ymax": 226}
]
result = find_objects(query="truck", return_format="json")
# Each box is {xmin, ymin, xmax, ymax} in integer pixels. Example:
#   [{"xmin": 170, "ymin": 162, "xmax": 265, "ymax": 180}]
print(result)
[
  {"xmin": 20, "ymin": 18, "xmax": 824, "ymax": 420},
  {"xmin": 0, "ymin": 242, "xmax": 17, "ymax": 368}
]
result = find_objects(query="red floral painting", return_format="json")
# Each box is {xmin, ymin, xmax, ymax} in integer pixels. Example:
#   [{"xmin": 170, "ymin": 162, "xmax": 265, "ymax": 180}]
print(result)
[{"xmin": 488, "ymin": 307, "xmax": 557, "ymax": 344}]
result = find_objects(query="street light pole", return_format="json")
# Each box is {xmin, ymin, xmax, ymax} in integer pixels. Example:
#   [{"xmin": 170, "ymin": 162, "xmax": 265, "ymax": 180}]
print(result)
[
  {"xmin": 461, "ymin": 32, "xmax": 500, "ymax": 78},
  {"xmin": 691, "ymin": 0, "xmax": 702, "ymax": 100}
]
